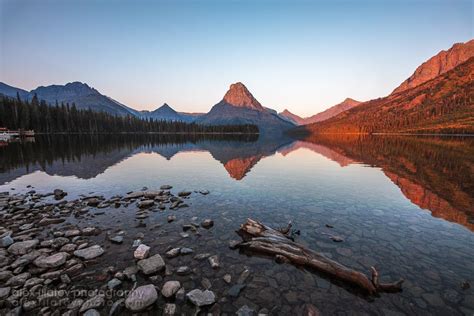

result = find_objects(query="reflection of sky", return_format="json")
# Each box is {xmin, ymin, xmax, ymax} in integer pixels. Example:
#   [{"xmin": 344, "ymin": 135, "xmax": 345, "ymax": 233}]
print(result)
[{"xmin": 1, "ymin": 0, "xmax": 471, "ymax": 116}]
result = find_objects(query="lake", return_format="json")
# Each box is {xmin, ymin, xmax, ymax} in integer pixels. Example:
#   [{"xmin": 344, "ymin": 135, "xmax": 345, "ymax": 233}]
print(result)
[{"xmin": 1, "ymin": 134, "xmax": 473, "ymax": 315}]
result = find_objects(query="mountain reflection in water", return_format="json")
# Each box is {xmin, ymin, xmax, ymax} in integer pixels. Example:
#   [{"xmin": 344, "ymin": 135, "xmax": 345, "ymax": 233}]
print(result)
[{"xmin": 1, "ymin": 134, "xmax": 473, "ymax": 231}]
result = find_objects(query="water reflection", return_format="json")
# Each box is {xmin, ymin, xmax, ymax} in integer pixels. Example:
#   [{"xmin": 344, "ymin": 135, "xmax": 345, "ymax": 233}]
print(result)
[
  {"xmin": 299, "ymin": 134, "xmax": 474, "ymax": 231},
  {"xmin": 1, "ymin": 134, "xmax": 473, "ymax": 231}
]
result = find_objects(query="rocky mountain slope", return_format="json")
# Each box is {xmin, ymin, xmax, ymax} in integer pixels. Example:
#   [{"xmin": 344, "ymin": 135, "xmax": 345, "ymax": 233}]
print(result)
[
  {"xmin": 294, "ymin": 49, "xmax": 474, "ymax": 134},
  {"xmin": 392, "ymin": 39, "xmax": 474, "ymax": 94},
  {"xmin": 196, "ymin": 82, "xmax": 294, "ymax": 134}
]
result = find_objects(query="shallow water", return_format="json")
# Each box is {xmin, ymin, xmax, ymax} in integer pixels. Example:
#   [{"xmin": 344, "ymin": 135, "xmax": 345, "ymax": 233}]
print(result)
[{"xmin": 1, "ymin": 134, "xmax": 473, "ymax": 315}]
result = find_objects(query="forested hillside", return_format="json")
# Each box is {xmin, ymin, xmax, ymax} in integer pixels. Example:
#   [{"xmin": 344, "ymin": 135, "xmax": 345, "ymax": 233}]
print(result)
[{"xmin": 0, "ymin": 94, "xmax": 259, "ymax": 134}]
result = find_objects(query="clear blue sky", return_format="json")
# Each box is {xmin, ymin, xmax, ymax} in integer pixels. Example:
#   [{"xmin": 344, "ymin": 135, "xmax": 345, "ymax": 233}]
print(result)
[{"xmin": 0, "ymin": 0, "xmax": 472, "ymax": 116}]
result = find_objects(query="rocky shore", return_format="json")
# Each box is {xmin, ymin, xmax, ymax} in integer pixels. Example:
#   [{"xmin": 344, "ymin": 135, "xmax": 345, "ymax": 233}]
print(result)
[{"xmin": 0, "ymin": 187, "xmax": 291, "ymax": 316}]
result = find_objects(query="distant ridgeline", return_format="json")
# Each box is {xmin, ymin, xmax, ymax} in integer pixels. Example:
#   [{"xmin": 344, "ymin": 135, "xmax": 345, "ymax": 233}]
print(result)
[{"xmin": 0, "ymin": 94, "xmax": 259, "ymax": 134}]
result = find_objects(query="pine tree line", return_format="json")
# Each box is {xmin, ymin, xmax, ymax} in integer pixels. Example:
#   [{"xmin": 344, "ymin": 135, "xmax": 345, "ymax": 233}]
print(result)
[{"xmin": 0, "ymin": 94, "xmax": 259, "ymax": 134}]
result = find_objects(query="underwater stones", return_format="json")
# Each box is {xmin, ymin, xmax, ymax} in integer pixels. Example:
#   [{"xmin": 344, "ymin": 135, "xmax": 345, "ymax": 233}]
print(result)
[
  {"xmin": 73, "ymin": 245, "xmax": 104, "ymax": 260},
  {"xmin": 0, "ymin": 233, "xmax": 14, "ymax": 248},
  {"xmin": 228, "ymin": 284, "xmax": 246, "ymax": 297},
  {"xmin": 208, "ymin": 255, "xmax": 220, "ymax": 269},
  {"xmin": 165, "ymin": 248, "xmax": 181, "ymax": 258},
  {"xmin": 138, "ymin": 199, "xmax": 154, "ymax": 208},
  {"xmin": 34, "ymin": 252, "xmax": 68, "ymax": 268},
  {"xmin": 161, "ymin": 281, "xmax": 181, "ymax": 298},
  {"xmin": 137, "ymin": 254, "xmax": 165, "ymax": 275},
  {"xmin": 178, "ymin": 191, "xmax": 192, "ymax": 197},
  {"xmin": 8, "ymin": 239, "xmax": 39, "ymax": 255},
  {"xmin": 160, "ymin": 185, "xmax": 173, "ymax": 190},
  {"xmin": 176, "ymin": 266, "xmax": 192, "ymax": 275},
  {"xmin": 53, "ymin": 189, "xmax": 67, "ymax": 200},
  {"xmin": 125, "ymin": 284, "xmax": 158, "ymax": 312},
  {"xmin": 186, "ymin": 289, "xmax": 216, "ymax": 307},
  {"xmin": 79, "ymin": 294, "xmax": 105, "ymax": 313},
  {"xmin": 134, "ymin": 244, "xmax": 150, "ymax": 260},
  {"xmin": 201, "ymin": 219, "xmax": 214, "ymax": 229}
]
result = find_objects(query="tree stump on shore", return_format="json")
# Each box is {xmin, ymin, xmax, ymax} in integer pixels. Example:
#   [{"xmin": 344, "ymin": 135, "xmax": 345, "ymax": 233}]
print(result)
[{"xmin": 235, "ymin": 218, "xmax": 404, "ymax": 295}]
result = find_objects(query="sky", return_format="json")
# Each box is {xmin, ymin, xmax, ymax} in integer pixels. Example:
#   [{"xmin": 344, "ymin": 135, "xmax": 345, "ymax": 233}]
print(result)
[{"xmin": 0, "ymin": 0, "xmax": 472, "ymax": 116}]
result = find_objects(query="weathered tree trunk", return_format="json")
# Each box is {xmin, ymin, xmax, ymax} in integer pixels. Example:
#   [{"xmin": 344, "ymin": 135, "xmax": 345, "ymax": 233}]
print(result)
[{"xmin": 236, "ymin": 218, "xmax": 403, "ymax": 295}]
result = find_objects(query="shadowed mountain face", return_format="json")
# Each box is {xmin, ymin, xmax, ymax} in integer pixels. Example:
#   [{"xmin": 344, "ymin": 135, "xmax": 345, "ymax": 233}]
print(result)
[
  {"xmin": 0, "ymin": 82, "xmax": 140, "ymax": 116},
  {"xmin": 197, "ymin": 82, "xmax": 295, "ymax": 135},
  {"xmin": 0, "ymin": 82, "xmax": 29, "ymax": 100},
  {"xmin": 392, "ymin": 39, "xmax": 474, "ymax": 94},
  {"xmin": 140, "ymin": 103, "xmax": 200, "ymax": 122},
  {"xmin": 298, "ymin": 134, "xmax": 474, "ymax": 231}
]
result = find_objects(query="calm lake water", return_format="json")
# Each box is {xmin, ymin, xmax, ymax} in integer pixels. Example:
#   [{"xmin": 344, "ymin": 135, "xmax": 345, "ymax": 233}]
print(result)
[{"xmin": 1, "ymin": 134, "xmax": 473, "ymax": 315}]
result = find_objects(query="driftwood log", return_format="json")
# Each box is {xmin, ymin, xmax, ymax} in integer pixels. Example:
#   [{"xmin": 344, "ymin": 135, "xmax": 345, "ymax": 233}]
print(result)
[{"xmin": 236, "ymin": 218, "xmax": 403, "ymax": 295}]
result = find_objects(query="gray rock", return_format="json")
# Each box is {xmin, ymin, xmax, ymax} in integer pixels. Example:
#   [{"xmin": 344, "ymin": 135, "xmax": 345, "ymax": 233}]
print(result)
[
  {"xmin": 180, "ymin": 247, "xmax": 193, "ymax": 255},
  {"xmin": 208, "ymin": 255, "xmax": 220, "ymax": 269},
  {"xmin": 80, "ymin": 295, "xmax": 105, "ymax": 312},
  {"xmin": 109, "ymin": 236, "xmax": 123, "ymax": 244},
  {"xmin": 61, "ymin": 274, "xmax": 71, "ymax": 284},
  {"xmin": 165, "ymin": 247, "xmax": 180, "ymax": 258},
  {"xmin": 186, "ymin": 289, "xmax": 216, "ymax": 307},
  {"xmin": 67, "ymin": 298, "xmax": 84, "ymax": 310},
  {"xmin": 64, "ymin": 229, "xmax": 81, "ymax": 237},
  {"xmin": 176, "ymin": 266, "xmax": 191, "ymax": 275},
  {"xmin": 238, "ymin": 268, "xmax": 250, "ymax": 284},
  {"xmin": 201, "ymin": 219, "xmax": 214, "ymax": 229},
  {"xmin": 228, "ymin": 284, "xmax": 246, "ymax": 297},
  {"xmin": 237, "ymin": 305, "xmax": 255, "ymax": 316},
  {"xmin": 1, "ymin": 233, "xmax": 14, "ymax": 248},
  {"xmin": 108, "ymin": 299, "xmax": 125, "ymax": 316},
  {"xmin": 0, "ymin": 287, "xmax": 11, "ymax": 299},
  {"xmin": 107, "ymin": 278, "xmax": 122, "ymax": 290},
  {"xmin": 8, "ymin": 239, "xmax": 39, "ymax": 255},
  {"xmin": 138, "ymin": 199, "xmax": 154, "ymax": 208},
  {"xmin": 161, "ymin": 281, "xmax": 181, "ymax": 298},
  {"xmin": 84, "ymin": 309, "xmax": 101, "ymax": 316},
  {"xmin": 160, "ymin": 185, "xmax": 173, "ymax": 190},
  {"xmin": 6, "ymin": 272, "xmax": 30, "ymax": 286},
  {"xmin": 178, "ymin": 191, "xmax": 191, "ymax": 197},
  {"xmin": 125, "ymin": 284, "xmax": 158, "ymax": 312},
  {"xmin": 223, "ymin": 274, "xmax": 232, "ymax": 284},
  {"xmin": 34, "ymin": 252, "xmax": 68, "ymax": 268},
  {"xmin": 82, "ymin": 227, "xmax": 99, "ymax": 236},
  {"xmin": 137, "ymin": 254, "xmax": 165, "ymax": 275},
  {"xmin": 74, "ymin": 245, "xmax": 104, "ymax": 260},
  {"xmin": 134, "ymin": 244, "xmax": 150, "ymax": 259}
]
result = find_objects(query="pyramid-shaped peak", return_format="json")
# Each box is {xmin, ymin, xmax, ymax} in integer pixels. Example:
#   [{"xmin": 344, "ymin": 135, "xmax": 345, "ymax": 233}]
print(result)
[{"xmin": 222, "ymin": 82, "xmax": 264, "ymax": 110}]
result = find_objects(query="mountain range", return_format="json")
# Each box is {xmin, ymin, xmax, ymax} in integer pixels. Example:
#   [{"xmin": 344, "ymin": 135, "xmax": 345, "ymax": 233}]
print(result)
[
  {"xmin": 295, "ymin": 39, "xmax": 474, "ymax": 135},
  {"xmin": 1, "ymin": 39, "xmax": 472, "ymax": 134},
  {"xmin": 279, "ymin": 98, "xmax": 361, "ymax": 125}
]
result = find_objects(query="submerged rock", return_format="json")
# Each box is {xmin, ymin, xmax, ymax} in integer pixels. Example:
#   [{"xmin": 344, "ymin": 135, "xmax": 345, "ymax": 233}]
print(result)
[
  {"xmin": 201, "ymin": 219, "xmax": 214, "ymax": 229},
  {"xmin": 134, "ymin": 244, "xmax": 150, "ymax": 260},
  {"xmin": 161, "ymin": 281, "xmax": 181, "ymax": 298},
  {"xmin": 208, "ymin": 255, "xmax": 220, "ymax": 269},
  {"xmin": 125, "ymin": 284, "xmax": 158, "ymax": 312},
  {"xmin": 74, "ymin": 245, "xmax": 104, "ymax": 260},
  {"xmin": 8, "ymin": 239, "xmax": 39, "ymax": 255},
  {"xmin": 34, "ymin": 252, "xmax": 68, "ymax": 268},
  {"xmin": 137, "ymin": 254, "xmax": 165, "ymax": 275},
  {"xmin": 186, "ymin": 289, "xmax": 216, "ymax": 307}
]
